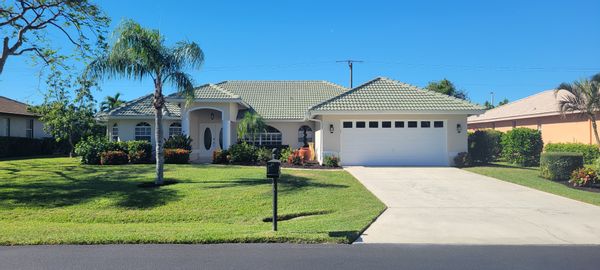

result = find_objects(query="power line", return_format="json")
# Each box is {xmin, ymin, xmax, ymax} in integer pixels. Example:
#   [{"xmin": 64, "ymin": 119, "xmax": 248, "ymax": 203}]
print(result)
[{"xmin": 336, "ymin": 60, "xmax": 364, "ymax": 88}]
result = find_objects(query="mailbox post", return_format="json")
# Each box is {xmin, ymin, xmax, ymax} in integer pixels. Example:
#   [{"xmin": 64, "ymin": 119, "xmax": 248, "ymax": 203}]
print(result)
[{"xmin": 266, "ymin": 149, "xmax": 281, "ymax": 231}]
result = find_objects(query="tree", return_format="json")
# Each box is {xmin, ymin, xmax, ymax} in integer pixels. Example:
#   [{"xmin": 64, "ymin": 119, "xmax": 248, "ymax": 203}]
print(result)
[
  {"xmin": 86, "ymin": 20, "xmax": 204, "ymax": 185},
  {"xmin": 556, "ymin": 78, "xmax": 600, "ymax": 146},
  {"xmin": 0, "ymin": 0, "xmax": 109, "ymax": 75},
  {"xmin": 237, "ymin": 111, "xmax": 265, "ymax": 145},
  {"xmin": 426, "ymin": 78, "xmax": 468, "ymax": 100},
  {"xmin": 100, "ymin": 92, "xmax": 124, "ymax": 112},
  {"xmin": 497, "ymin": 98, "xmax": 509, "ymax": 107},
  {"xmin": 483, "ymin": 101, "xmax": 494, "ymax": 110},
  {"xmin": 29, "ymin": 70, "xmax": 97, "ymax": 157}
]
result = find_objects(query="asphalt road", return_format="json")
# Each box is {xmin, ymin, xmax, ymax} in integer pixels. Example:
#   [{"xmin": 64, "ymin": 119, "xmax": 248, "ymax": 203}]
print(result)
[{"xmin": 1, "ymin": 244, "xmax": 599, "ymax": 270}]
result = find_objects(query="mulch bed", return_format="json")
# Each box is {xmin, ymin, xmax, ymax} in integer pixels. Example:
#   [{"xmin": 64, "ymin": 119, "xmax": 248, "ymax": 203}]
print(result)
[{"xmin": 557, "ymin": 181, "xmax": 600, "ymax": 193}]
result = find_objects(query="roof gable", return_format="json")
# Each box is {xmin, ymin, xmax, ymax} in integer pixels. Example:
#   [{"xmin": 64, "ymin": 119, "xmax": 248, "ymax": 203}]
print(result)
[
  {"xmin": 100, "ymin": 94, "xmax": 181, "ymax": 119},
  {"xmin": 0, "ymin": 96, "xmax": 36, "ymax": 116},
  {"xmin": 310, "ymin": 77, "xmax": 484, "ymax": 113},
  {"xmin": 167, "ymin": 84, "xmax": 240, "ymax": 100}
]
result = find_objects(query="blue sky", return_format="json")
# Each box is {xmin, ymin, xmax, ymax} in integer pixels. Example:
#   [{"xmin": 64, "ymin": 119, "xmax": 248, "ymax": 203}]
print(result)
[{"xmin": 1, "ymin": 0, "xmax": 599, "ymax": 107}]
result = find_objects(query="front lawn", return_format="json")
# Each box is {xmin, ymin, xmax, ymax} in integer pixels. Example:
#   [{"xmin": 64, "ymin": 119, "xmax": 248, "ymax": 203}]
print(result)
[
  {"xmin": 0, "ymin": 157, "xmax": 384, "ymax": 245},
  {"xmin": 464, "ymin": 163, "xmax": 600, "ymax": 206}
]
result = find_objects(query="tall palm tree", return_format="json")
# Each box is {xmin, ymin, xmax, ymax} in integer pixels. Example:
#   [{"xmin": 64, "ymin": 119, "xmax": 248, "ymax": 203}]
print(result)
[
  {"xmin": 87, "ymin": 20, "xmax": 204, "ymax": 184},
  {"xmin": 100, "ymin": 93, "xmax": 125, "ymax": 112},
  {"xmin": 556, "ymin": 78, "xmax": 600, "ymax": 146}
]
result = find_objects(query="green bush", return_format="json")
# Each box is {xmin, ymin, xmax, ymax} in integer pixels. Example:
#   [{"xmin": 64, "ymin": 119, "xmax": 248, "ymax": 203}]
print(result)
[
  {"xmin": 229, "ymin": 142, "xmax": 257, "ymax": 164},
  {"xmin": 279, "ymin": 147, "xmax": 293, "ymax": 163},
  {"xmin": 212, "ymin": 149, "xmax": 230, "ymax": 164},
  {"xmin": 539, "ymin": 152, "xmax": 584, "ymax": 180},
  {"xmin": 100, "ymin": 151, "xmax": 129, "ymax": 165},
  {"xmin": 0, "ymin": 136, "xmax": 58, "ymax": 158},
  {"xmin": 323, "ymin": 155, "xmax": 340, "ymax": 167},
  {"xmin": 74, "ymin": 136, "xmax": 109, "ymax": 165},
  {"xmin": 468, "ymin": 130, "xmax": 503, "ymax": 164},
  {"xmin": 501, "ymin": 128, "xmax": 543, "ymax": 166},
  {"xmin": 164, "ymin": 148, "xmax": 190, "ymax": 164},
  {"xmin": 453, "ymin": 152, "xmax": 472, "ymax": 168},
  {"xmin": 126, "ymin": 140, "xmax": 152, "ymax": 164},
  {"xmin": 256, "ymin": 147, "xmax": 273, "ymax": 163},
  {"xmin": 75, "ymin": 138, "xmax": 153, "ymax": 165},
  {"xmin": 164, "ymin": 134, "xmax": 192, "ymax": 151},
  {"xmin": 545, "ymin": 143, "xmax": 599, "ymax": 164}
]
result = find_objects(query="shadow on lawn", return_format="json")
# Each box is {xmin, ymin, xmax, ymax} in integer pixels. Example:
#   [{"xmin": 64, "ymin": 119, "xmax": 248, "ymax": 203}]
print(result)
[
  {"xmin": 0, "ymin": 165, "xmax": 181, "ymax": 209},
  {"xmin": 205, "ymin": 173, "xmax": 348, "ymax": 191},
  {"xmin": 482, "ymin": 163, "xmax": 538, "ymax": 171}
]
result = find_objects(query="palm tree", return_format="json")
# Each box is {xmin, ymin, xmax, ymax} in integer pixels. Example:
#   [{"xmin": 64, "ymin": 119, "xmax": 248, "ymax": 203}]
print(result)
[
  {"xmin": 86, "ymin": 20, "xmax": 204, "ymax": 184},
  {"xmin": 237, "ymin": 112, "xmax": 265, "ymax": 145},
  {"xmin": 100, "ymin": 93, "xmax": 125, "ymax": 112},
  {"xmin": 556, "ymin": 78, "xmax": 600, "ymax": 146}
]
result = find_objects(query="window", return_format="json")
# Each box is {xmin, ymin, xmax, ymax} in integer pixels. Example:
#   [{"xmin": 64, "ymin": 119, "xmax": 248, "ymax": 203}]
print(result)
[
  {"xmin": 169, "ymin": 122, "xmax": 182, "ymax": 137},
  {"xmin": 111, "ymin": 123, "xmax": 119, "ymax": 141},
  {"xmin": 369, "ymin": 121, "xmax": 378, "ymax": 128},
  {"xmin": 434, "ymin": 121, "xmax": 444, "ymax": 128},
  {"xmin": 297, "ymin": 125, "xmax": 314, "ymax": 143},
  {"xmin": 0, "ymin": 117, "xmax": 9, "ymax": 136},
  {"xmin": 26, "ymin": 119, "xmax": 33, "ymax": 138},
  {"xmin": 512, "ymin": 120, "xmax": 517, "ymax": 128},
  {"xmin": 356, "ymin": 121, "xmax": 366, "ymax": 128},
  {"xmin": 343, "ymin": 121, "xmax": 353, "ymax": 128},
  {"xmin": 395, "ymin": 121, "xmax": 404, "ymax": 128},
  {"xmin": 382, "ymin": 121, "xmax": 392, "ymax": 128},
  {"xmin": 245, "ymin": 125, "xmax": 282, "ymax": 146},
  {"xmin": 135, "ymin": 122, "xmax": 151, "ymax": 141},
  {"xmin": 421, "ymin": 121, "xmax": 431, "ymax": 128},
  {"xmin": 407, "ymin": 121, "xmax": 417, "ymax": 128}
]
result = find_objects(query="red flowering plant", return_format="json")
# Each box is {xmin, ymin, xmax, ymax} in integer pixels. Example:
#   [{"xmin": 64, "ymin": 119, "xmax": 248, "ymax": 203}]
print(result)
[{"xmin": 569, "ymin": 167, "xmax": 599, "ymax": 187}]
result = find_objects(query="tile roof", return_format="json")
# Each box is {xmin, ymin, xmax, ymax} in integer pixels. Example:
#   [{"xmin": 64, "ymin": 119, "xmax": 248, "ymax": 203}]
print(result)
[
  {"xmin": 0, "ymin": 96, "xmax": 36, "ymax": 116},
  {"xmin": 100, "ymin": 94, "xmax": 181, "ymax": 118},
  {"xmin": 310, "ymin": 77, "xmax": 484, "ymax": 113},
  {"xmin": 215, "ymin": 80, "xmax": 347, "ymax": 120},
  {"xmin": 167, "ymin": 83, "xmax": 240, "ymax": 100},
  {"xmin": 468, "ymin": 89, "xmax": 568, "ymax": 123}
]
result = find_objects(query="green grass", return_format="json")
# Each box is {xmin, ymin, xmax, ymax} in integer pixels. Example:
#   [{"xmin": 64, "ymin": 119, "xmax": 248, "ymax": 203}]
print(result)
[
  {"xmin": 464, "ymin": 163, "xmax": 600, "ymax": 206},
  {"xmin": 0, "ymin": 157, "xmax": 385, "ymax": 245}
]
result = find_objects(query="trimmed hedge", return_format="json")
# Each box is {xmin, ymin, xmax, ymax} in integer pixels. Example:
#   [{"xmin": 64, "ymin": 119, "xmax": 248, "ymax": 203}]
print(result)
[
  {"xmin": 539, "ymin": 152, "xmax": 584, "ymax": 181},
  {"xmin": 74, "ymin": 137, "xmax": 152, "ymax": 165},
  {"xmin": 0, "ymin": 136, "xmax": 62, "ymax": 158},
  {"xmin": 545, "ymin": 143, "xmax": 599, "ymax": 164},
  {"xmin": 100, "ymin": 151, "xmax": 129, "ymax": 165},
  {"xmin": 164, "ymin": 148, "xmax": 190, "ymax": 164},
  {"xmin": 501, "ymin": 128, "xmax": 543, "ymax": 166},
  {"xmin": 229, "ymin": 142, "xmax": 258, "ymax": 164},
  {"xmin": 468, "ymin": 130, "xmax": 503, "ymax": 164}
]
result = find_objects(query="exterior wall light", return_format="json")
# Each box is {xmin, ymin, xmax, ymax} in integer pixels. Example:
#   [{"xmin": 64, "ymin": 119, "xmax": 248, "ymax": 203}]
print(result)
[
  {"xmin": 456, "ymin": 123, "xmax": 462, "ymax": 133},
  {"xmin": 329, "ymin": 124, "xmax": 334, "ymax": 133},
  {"xmin": 210, "ymin": 112, "xmax": 215, "ymax": 120}
]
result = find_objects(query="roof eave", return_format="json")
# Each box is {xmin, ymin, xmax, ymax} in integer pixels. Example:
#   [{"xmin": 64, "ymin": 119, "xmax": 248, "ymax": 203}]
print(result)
[{"xmin": 309, "ymin": 109, "xmax": 485, "ymax": 118}]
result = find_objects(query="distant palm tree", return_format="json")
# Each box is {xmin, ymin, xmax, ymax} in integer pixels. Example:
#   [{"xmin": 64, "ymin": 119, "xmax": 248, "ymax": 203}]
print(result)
[
  {"xmin": 86, "ymin": 20, "xmax": 204, "ymax": 185},
  {"xmin": 237, "ymin": 112, "xmax": 265, "ymax": 145},
  {"xmin": 556, "ymin": 77, "xmax": 600, "ymax": 146},
  {"xmin": 100, "ymin": 93, "xmax": 125, "ymax": 112}
]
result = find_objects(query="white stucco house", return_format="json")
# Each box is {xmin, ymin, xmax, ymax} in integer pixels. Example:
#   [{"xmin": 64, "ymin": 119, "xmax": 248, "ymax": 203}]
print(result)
[{"xmin": 97, "ymin": 77, "xmax": 484, "ymax": 166}]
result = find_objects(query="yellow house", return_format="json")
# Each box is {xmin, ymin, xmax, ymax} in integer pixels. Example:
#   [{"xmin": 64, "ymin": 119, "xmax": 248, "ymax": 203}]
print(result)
[{"xmin": 468, "ymin": 90, "xmax": 596, "ymax": 145}]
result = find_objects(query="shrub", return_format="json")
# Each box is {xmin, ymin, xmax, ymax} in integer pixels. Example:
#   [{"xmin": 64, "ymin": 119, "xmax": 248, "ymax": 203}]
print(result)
[
  {"xmin": 453, "ymin": 152, "xmax": 472, "ymax": 168},
  {"xmin": 279, "ymin": 147, "xmax": 293, "ymax": 163},
  {"xmin": 468, "ymin": 130, "xmax": 503, "ymax": 164},
  {"xmin": 256, "ymin": 147, "xmax": 273, "ymax": 163},
  {"xmin": 324, "ymin": 155, "xmax": 340, "ymax": 167},
  {"xmin": 539, "ymin": 152, "xmax": 584, "ymax": 181},
  {"xmin": 0, "ymin": 136, "xmax": 59, "ymax": 158},
  {"xmin": 569, "ymin": 167, "xmax": 599, "ymax": 187},
  {"xmin": 106, "ymin": 141, "xmax": 128, "ymax": 152},
  {"xmin": 501, "ymin": 128, "xmax": 543, "ymax": 166},
  {"xmin": 164, "ymin": 134, "xmax": 192, "ymax": 151},
  {"xmin": 74, "ymin": 136, "xmax": 109, "ymax": 165},
  {"xmin": 289, "ymin": 150, "xmax": 304, "ymax": 165},
  {"xmin": 164, "ymin": 148, "xmax": 190, "ymax": 164},
  {"xmin": 545, "ymin": 143, "xmax": 600, "ymax": 164},
  {"xmin": 127, "ymin": 140, "xmax": 152, "ymax": 164},
  {"xmin": 212, "ymin": 149, "xmax": 230, "ymax": 164},
  {"xmin": 228, "ymin": 142, "xmax": 258, "ymax": 164},
  {"xmin": 100, "ymin": 151, "xmax": 129, "ymax": 165}
]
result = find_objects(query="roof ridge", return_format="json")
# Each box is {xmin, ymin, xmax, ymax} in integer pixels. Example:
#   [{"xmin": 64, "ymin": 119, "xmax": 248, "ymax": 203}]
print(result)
[
  {"xmin": 107, "ymin": 94, "xmax": 153, "ymax": 115},
  {"xmin": 481, "ymin": 89, "xmax": 556, "ymax": 114},
  {"xmin": 209, "ymin": 83, "xmax": 240, "ymax": 98},
  {"xmin": 0, "ymin": 95, "xmax": 30, "ymax": 106},
  {"xmin": 310, "ymin": 77, "xmax": 384, "ymax": 111},
  {"xmin": 382, "ymin": 77, "xmax": 484, "ymax": 109}
]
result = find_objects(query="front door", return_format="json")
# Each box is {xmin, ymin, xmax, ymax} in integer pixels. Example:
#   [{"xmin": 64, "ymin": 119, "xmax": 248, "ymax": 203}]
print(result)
[{"xmin": 198, "ymin": 123, "xmax": 221, "ymax": 159}]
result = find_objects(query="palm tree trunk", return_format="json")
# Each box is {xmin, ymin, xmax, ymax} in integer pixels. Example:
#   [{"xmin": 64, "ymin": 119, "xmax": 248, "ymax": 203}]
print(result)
[
  {"xmin": 590, "ymin": 114, "xmax": 600, "ymax": 147},
  {"xmin": 154, "ymin": 80, "xmax": 165, "ymax": 185}
]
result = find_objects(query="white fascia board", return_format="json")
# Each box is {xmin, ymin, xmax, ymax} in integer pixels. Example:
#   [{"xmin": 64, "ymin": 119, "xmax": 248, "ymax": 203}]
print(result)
[
  {"xmin": 166, "ymin": 98, "xmax": 249, "ymax": 108},
  {"xmin": 309, "ymin": 109, "xmax": 485, "ymax": 118},
  {"xmin": 101, "ymin": 116, "xmax": 182, "ymax": 120},
  {"xmin": 467, "ymin": 111, "xmax": 574, "ymax": 124}
]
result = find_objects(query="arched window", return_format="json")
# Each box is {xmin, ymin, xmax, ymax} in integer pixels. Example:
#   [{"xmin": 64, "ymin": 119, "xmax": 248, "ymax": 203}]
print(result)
[
  {"xmin": 135, "ymin": 122, "xmax": 151, "ymax": 141},
  {"xmin": 169, "ymin": 122, "xmax": 182, "ymax": 137},
  {"xmin": 246, "ymin": 125, "xmax": 282, "ymax": 146},
  {"xmin": 111, "ymin": 123, "xmax": 119, "ymax": 142},
  {"xmin": 297, "ymin": 125, "xmax": 313, "ymax": 144}
]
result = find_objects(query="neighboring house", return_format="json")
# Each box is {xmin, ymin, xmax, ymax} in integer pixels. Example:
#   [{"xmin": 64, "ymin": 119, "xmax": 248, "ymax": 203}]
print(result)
[
  {"xmin": 0, "ymin": 96, "xmax": 49, "ymax": 139},
  {"xmin": 468, "ymin": 89, "xmax": 596, "ymax": 145},
  {"xmin": 98, "ymin": 77, "xmax": 483, "ymax": 166}
]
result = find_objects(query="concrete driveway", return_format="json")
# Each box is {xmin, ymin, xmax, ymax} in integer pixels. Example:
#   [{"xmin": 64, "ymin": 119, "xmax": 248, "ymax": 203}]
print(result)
[{"xmin": 346, "ymin": 167, "xmax": 600, "ymax": 245}]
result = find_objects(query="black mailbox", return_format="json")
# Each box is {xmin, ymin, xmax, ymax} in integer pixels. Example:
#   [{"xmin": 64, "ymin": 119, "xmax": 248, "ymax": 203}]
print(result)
[{"xmin": 266, "ymin": 159, "xmax": 281, "ymax": 179}]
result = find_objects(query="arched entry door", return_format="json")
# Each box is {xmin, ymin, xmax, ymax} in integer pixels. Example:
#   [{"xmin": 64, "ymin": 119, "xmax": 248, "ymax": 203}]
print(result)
[{"xmin": 198, "ymin": 123, "xmax": 221, "ymax": 159}]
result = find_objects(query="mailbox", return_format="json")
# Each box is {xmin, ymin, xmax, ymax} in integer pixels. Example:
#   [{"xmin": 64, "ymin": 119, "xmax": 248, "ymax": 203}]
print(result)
[{"xmin": 266, "ymin": 159, "xmax": 281, "ymax": 179}]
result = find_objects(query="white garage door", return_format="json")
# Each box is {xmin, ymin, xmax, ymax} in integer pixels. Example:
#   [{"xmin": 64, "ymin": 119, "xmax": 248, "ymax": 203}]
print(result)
[{"xmin": 340, "ymin": 120, "xmax": 448, "ymax": 166}]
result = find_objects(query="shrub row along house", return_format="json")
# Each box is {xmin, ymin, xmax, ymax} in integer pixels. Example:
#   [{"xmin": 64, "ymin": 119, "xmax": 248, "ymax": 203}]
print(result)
[{"xmin": 97, "ymin": 77, "xmax": 484, "ymax": 166}]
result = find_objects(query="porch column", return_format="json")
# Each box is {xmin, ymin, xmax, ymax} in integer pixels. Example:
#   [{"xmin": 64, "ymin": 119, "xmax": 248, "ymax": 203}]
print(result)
[
  {"xmin": 182, "ymin": 110, "xmax": 189, "ymax": 136},
  {"xmin": 222, "ymin": 119, "xmax": 231, "ymax": 149}
]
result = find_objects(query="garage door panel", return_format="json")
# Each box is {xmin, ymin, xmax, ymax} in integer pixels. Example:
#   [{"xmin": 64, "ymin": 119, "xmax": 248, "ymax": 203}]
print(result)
[{"xmin": 340, "ymin": 120, "xmax": 448, "ymax": 166}]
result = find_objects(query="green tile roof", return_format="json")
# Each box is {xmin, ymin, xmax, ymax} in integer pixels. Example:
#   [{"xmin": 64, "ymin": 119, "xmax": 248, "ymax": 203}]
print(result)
[
  {"xmin": 99, "ymin": 94, "xmax": 181, "ymax": 118},
  {"xmin": 216, "ymin": 80, "xmax": 347, "ymax": 120},
  {"xmin": 310, "ymin": 77, "xmax": 484, "ymax": 113},
  {"xmin": 167, "ymin": 83, "xmax": 240, "ymax": 100}
]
